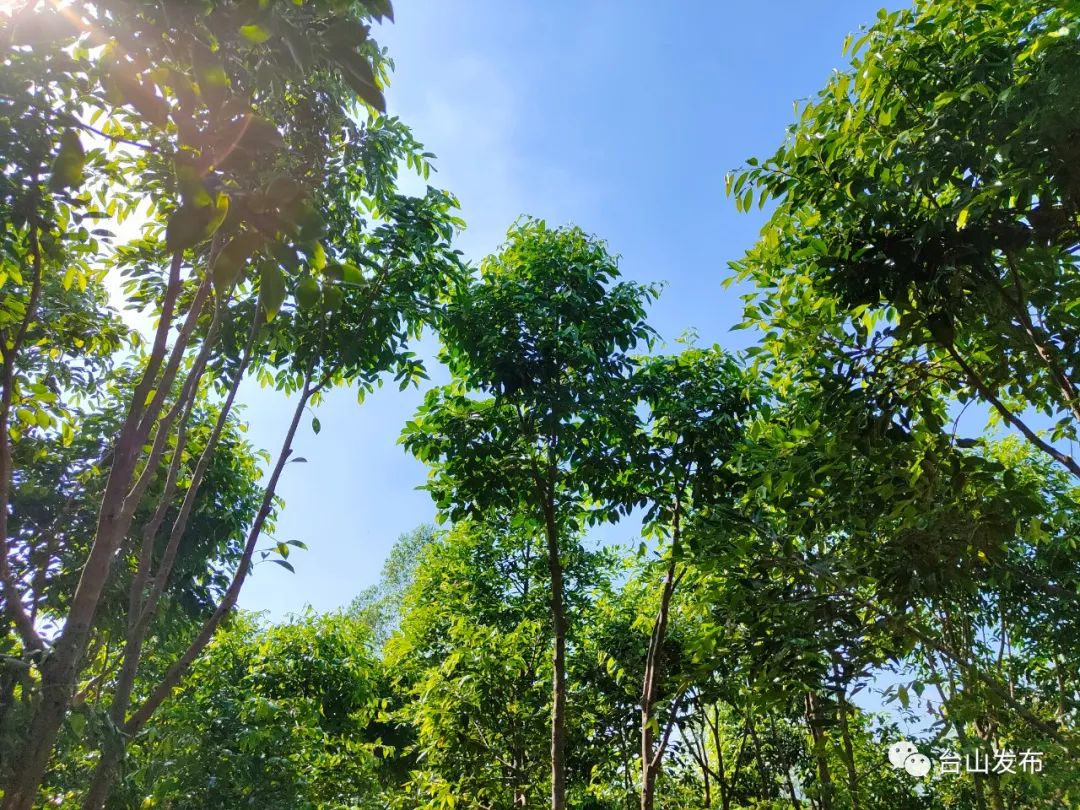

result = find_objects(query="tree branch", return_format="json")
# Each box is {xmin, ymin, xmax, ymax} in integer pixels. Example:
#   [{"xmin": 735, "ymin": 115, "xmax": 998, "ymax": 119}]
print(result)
[
  {"xmin": 994, "ymin": 254, "xmax": 1080, "ymax": 424},
  {"xmin": 942, "ymin": 341, "xmax": 1080, "ymax": 478},
  {"xmin": 125, "ymin": 362, "xmax": 315, "ymax": 734},
  {"xmin": 0, "ymin": 219, "xmax": 46, "ymax": 653}
]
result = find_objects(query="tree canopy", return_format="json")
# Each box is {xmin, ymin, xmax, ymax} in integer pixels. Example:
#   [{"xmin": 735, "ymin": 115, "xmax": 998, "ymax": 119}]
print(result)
[{"xmin": 2, "ymin": 0, "xmax": 1079, "ymax": 808}]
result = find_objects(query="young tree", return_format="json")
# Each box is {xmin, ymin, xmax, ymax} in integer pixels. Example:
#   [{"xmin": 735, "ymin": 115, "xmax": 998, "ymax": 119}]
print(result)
[
  {"xmin": 402, "ymin": 219, "xmax": 657, "ymax": 810},
  {"xmin": 628, "ymin": 347, "xmax": 757, "ymax": 810},
  {"xmin": 124, "ymin": 611, "xmax": 387, "ymax": 810},
  {"xmin": 387, "ymin": 519, "xmax": 556, "ymax": 807}
]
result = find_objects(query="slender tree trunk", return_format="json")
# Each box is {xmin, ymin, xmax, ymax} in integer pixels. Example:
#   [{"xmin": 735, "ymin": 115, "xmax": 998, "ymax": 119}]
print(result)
[
  {"xmin": 805, "ymin": 692, "xmax": 834, "ymax": 810},
  {"xmin": 832, "ymin": 671, "xmax": 860, "ymax": 810},
  {"xmin": 513, "ymin": 570, "xmax": 530, "ymax": 810},
  {"xmin": 3, "ymin": 252, "xmax": 187, "ymax": 810},
  {"xmin": 640, "ymin": 730, "xmax": 657, "ymax": 810},
  {"xmin": 706, "ymin": 706, "xmax": 731, "ymax": 810},
  {"xmin": 640, "ymin": 568, "xmax": 676, "ymax": 809},
  {"xmin": 728, "ymin": 723, "xmax": 751, "ymax": 807},
  {"xmin": 640, "ymin": 504, "xmax": 682, "ymax": 810},
  {"xmin": 541, "ymin": 495, "xmax": 568, "ymax": 810},
  {"xmin": 712, "ymin": 726, "xmax": 725, "ymax": 810},
  {"xmin": 747, "ymin": 714, "xmax": 774, "ymax": 801},
  {"xmin": 685, "ymin": 715, "xmax": 712, "ymax": 808}
]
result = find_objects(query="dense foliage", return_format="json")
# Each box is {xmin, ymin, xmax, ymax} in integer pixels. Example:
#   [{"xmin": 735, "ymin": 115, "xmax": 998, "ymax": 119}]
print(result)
[{"xmin": 2, "ymin": 0, "xmax": 1078, "ymax": 808}]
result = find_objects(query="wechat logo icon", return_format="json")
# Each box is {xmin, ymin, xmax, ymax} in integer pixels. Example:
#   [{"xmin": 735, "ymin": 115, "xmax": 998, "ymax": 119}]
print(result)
[{"xmin": 888, "ymin": 739, "xmax": 932, "ymax": 777}]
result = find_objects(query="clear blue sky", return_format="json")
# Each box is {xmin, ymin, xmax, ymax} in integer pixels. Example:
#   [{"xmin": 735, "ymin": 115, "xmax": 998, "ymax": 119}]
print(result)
[{"xmin": 238, "ymin": 1, "xmax": 899, "ymax": 618}]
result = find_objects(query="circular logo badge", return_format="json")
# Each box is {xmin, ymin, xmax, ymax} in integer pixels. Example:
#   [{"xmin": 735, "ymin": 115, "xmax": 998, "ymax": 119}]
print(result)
[
  {"xmin": 903, "ymin": 752, "xmax": 932, "ymax": 777},
  {"xmin": 887, "ymin": 739, "xmax": 933, "ymax": 778},
  {"xmin": 888, "ymin": 740, "xmax": 918, "ymax": 768}
]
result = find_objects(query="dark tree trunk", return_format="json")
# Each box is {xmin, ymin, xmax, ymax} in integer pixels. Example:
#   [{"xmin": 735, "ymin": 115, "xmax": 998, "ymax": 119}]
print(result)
[
  {"xmin": 746, "ymin": 715, "xmax": 772, "ymax": 799},
  {"xmin": 542, "ymin": 497, "xmax": 567, "ymax": 810},
  {"xmin": 833, "ymin": 670, "xmax": 861, "ymax": 810},
  {"xmin": 805, "ymin": 692, "xmax": 834, "ymax": 810},
  {"xmin": 640, "ymin": 504, "xmax": 682, "ymax": 810}
]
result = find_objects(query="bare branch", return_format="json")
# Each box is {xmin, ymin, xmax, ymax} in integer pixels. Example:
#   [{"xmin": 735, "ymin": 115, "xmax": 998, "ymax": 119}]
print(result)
[
  {"xmin": 943, "ymin": 342, "xmax": 1080, "ymax": 478},
  {"xmin": 125, "ymin": 363, "xmax": 315, "ymax": 734}
]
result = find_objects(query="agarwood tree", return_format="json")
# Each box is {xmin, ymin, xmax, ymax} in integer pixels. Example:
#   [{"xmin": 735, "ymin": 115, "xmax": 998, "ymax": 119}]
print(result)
[
  {"xmin": 627, "ymin": 347, "xmax": 758, "ymax": 810},
  {"xmin": 0, "ymin": 1, "xmax": 464, "ymax": 806},
  {"xmin": 725, "ymin": 2, "xmax": 1080, "ymax": 801},
  {"xmin": 730, "ymin": 0, "xmax": 1080, "ymax": 478},
  {"xmin": 124, "ymin": 611, "xmax": 388, "ymax": 810},
  {"xmin": 402, "ymin": 219, "xmax": 657, "ymax": 810}
]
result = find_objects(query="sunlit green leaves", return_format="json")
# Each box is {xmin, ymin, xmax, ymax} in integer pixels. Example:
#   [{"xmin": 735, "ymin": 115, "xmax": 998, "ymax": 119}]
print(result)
[
  {"xmin": 729, "ymin": 0, "xmax": 1080, "ymax": 478},
  {"xmin": 0, "ymin": 0, "xmax": 465, "ymax": 802},
  {"xmin": 239, "ymin": 23, "xmax": 272, "ymax": 45},
  {"xmin": 164, "ymin": 193, "xmax": 228, "ymax": 252},
  {"xmin": 294, "ymin": 275, "xmax": 321, "ymax": 309},
  {"xmin": 125, "ymin": 613, "xmax": 386, "ymax": 808},
  {"xmin": 47, "ymin": 129, "xmax": 86, "ymax": 192},
  {"xmin": 257, "ymin": 262, "xmax": 287, "ymax": 321}
]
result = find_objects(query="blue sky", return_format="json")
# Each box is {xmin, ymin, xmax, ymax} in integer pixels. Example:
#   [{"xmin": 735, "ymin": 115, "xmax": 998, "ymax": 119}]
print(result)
[{"xmin": 238, "ymin": 1, "xmax": 898, "ymax": 617}]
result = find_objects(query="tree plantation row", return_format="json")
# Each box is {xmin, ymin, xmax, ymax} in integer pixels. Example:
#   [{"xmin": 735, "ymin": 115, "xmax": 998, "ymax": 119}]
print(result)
[{"xmin": 0, "ymin": 0, "xmax": 1078, "ymax": 808}]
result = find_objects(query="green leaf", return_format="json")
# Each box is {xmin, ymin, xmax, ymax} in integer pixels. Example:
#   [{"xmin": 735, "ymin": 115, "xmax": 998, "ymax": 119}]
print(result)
[
  {"xmin": 48, "ymin": 130, "xmax": 86, "ymax": 192},
  {"xmin": 239, "ymin": 24, "xmax": 272, "ymax": 44},
  {"xmin": 192, "ymin": 44, "xmax": 230, "ymax": 106},
  {"xmin": 330, "ymin": 46, "xmax": 385, "ymax": 111},
  {"xmin": 322, "ymin": 286, "xmax": 344, "ymax": 312},
  {"xmin": 258, "ymin": 262, "xmax": 287, "ymax": 321},
  {"xmin": 166, "ymin": 205, "xmax": 210, "ymax": 253},
  {"xmin": 212, "ymin": 235, "xmax": 256, "ymax": 292},
  {"xmin": 340, "ymin": 262, "xmax": 364, "ymax": 285},
  {"xmin": 364, "ymin": 0, "xmax": 394, "ymax": 21},
  {"xmin": 295, "ymin": 275, "xmax": 321, "ymax": 309}
]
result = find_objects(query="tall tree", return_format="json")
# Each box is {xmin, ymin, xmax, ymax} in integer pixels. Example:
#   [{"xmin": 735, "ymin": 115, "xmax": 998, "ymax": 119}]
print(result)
[
  {"xmin": 726, "ymin": 0, "xmax": 1080, "ymax": 784},
  {"xmin": 403, "ymin": 219, "xmax": 657, "ymax": 810},
  {"xmin": 730, "ymin": 0, "xmax": 1080, "ymax": 478},
  {"xmin": 0, "ymin": 1, "xmax": 464, "ymax": 805}
]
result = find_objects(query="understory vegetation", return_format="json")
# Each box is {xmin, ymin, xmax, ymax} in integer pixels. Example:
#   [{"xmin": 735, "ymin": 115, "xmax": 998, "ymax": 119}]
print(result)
[{"xmin": 1, "ymin": 0, "xmax": 1078, "ymax": 808}]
